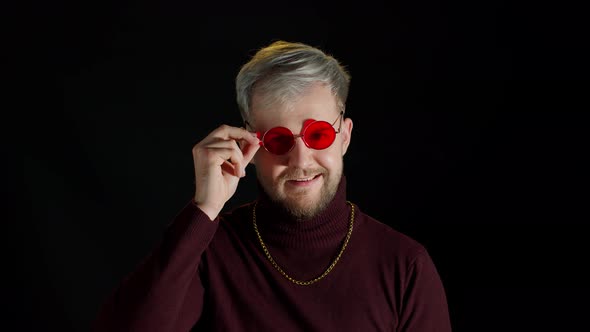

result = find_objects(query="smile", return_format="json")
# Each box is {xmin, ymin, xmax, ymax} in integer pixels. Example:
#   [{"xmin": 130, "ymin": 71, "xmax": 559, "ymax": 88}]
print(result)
[{"xmin": 287, "ymin": 174, "xmax": 322, "ymax": 187}]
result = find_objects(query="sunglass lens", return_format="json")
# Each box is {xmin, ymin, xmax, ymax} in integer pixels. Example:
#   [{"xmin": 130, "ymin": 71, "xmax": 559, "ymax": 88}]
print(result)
[
  {"xmin": 304, "ymin": 121, "xmax": 336, "ymax": 150},
  {"xmin": 264, "ymin": 127, "xmax": 295, "ymax": 155}
]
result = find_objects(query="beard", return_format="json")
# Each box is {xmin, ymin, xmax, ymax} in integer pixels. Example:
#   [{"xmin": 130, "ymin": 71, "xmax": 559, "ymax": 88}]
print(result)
[{"xmin": 256, "ymin": 166, "xmax": 342, "ymax": 221}]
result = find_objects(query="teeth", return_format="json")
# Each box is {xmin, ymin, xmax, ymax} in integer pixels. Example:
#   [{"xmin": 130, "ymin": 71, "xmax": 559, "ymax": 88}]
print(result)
[{"xmin": 295, "ymin": 176, "xmax": 314, "ymax": 181}]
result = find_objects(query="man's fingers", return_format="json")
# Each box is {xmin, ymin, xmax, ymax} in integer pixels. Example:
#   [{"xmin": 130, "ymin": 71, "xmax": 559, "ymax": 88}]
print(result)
[
  {"xmin": 204, "ymin": 138, "xmax": 243, "ymax": 150},
  {"xmin": 220, "ymin": 160, "xmax": 240, "ymax": 177},
  {"xmin": 212, "ymin": 125, "xmax": 259, "ymax": 146},
  {"xmin": 193, "ymin": 124, "xmax": 260, "ymax": 178},
  {"xmin": 204, "ymin": 146, "xmax": 245, "ymax": 177},
  {"xmin": 240, "ymin": 138, "xmax": 261, "ymax": 165}
]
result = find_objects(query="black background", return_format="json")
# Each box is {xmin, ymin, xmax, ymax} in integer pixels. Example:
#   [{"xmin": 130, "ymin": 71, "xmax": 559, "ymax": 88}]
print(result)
[{"xmin": 11, "ymin": 0, "xmax": 590, "ymax": 331}]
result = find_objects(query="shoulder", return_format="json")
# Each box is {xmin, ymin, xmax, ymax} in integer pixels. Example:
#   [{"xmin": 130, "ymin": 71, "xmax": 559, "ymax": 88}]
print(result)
[
  {"xmin": 219, "ymin": 201, "xmax": 253, "ymax": 224},
  {"xmin": 195, "ymin": 202, "xmax": 256, "ymax": 263},
  {"xmin": 210, "ymin": 201, "xmax": 254, "ymax": 239},
  {"xmin": 352, "ymin": 203, "xmax": 427, "ymax": 265}
]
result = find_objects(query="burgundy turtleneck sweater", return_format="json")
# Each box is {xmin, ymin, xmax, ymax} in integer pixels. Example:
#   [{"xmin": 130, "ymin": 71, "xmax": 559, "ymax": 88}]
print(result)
[{"xmin": 92, "ymin": 176, "xmax": 451, "ymax": 332}]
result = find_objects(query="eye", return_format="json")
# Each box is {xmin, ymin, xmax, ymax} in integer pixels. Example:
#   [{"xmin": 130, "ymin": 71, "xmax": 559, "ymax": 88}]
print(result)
[
  {"xmin": 308, "ymin": 128, "xmax": 331, "ymax": 142},
  {"xmin": 268, "ymin": 134, "xmax": 293, "ymax": 145}
]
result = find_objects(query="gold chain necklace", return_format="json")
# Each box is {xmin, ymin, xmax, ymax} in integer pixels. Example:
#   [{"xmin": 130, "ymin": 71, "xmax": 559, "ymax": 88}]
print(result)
[{"xmin": 252, "ymin": 200, "xmax": 355, "ymax": 286}]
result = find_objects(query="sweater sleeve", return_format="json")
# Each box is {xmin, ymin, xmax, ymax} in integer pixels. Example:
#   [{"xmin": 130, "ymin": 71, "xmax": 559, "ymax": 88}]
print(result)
[
  {"xmin": 92, "ymin": 199, "xmax": 219, "ymax": 332},
  {"xmin": 398, "ymin": 249, "xmax": 452, "ymax": 332}
]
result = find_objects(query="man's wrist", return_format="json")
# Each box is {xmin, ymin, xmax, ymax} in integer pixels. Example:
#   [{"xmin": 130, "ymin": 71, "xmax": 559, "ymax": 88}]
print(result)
[{"xmin": 192, "ymin": 199, "xmax": 221, "ymax": 221}]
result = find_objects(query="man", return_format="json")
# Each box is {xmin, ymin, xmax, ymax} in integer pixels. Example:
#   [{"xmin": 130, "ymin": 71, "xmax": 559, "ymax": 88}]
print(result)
[{"xmin": 93, "ymin": 40, "xmax": 452, "ymax": 331}]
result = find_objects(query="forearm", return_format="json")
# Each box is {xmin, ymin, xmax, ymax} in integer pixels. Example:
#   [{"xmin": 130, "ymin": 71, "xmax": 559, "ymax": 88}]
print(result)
[{"xmin": 92, "ymin": 200, "xmax": 219, "ymax": 332}]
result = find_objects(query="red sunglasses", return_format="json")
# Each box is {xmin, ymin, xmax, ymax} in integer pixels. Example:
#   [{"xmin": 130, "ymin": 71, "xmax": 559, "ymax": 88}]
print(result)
[{"xmin": 246, "ymin": 111, "xmax": 344, "ymax": 155}]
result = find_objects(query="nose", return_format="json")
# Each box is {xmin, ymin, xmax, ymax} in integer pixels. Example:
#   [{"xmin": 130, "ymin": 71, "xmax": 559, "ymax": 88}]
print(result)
[{"xmin": 287, "ymin": 135, "xmax": 314, "ymax": 168}]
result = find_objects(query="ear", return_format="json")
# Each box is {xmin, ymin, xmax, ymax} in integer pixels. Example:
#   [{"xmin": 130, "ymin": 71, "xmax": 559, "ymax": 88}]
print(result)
[{"xmin": 340, "ymin": 117, "xmax": 353, "ymax": 156}]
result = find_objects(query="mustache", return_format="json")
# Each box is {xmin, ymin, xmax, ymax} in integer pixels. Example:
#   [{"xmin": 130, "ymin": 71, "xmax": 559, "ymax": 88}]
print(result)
[{"xmin": 280, "ymin": 167, "xmax": 326, "ymax": 180}]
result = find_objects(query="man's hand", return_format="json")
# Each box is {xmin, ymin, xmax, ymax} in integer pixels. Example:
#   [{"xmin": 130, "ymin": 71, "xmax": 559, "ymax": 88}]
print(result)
[{"xmin": 192, "ymin": 125, "xmax": 260, "ymax": 220}]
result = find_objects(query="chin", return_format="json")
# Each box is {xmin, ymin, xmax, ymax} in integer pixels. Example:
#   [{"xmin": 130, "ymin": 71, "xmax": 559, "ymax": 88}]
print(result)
[
  {"xmin": 282, "ymin": 201, "xmax": 323, "ymax": 221},
  {"xmin": 280, "ymin": 187, "xmax": 334, "ymax": 221},
  {"xmin": 258, "ymin": 169, "xmax": 340, "ymax": 220}
]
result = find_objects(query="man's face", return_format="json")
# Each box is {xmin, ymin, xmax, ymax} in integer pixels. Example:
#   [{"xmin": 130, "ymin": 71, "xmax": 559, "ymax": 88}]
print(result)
[{"xmin": 249, "ymin": 82, "xmax": 353, "ymax": 220}]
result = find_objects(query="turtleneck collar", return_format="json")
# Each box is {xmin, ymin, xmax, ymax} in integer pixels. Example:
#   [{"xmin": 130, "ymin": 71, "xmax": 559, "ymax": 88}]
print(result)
[{"xmin": 253, "ymin": 175, "xmax": 352, "ymax": 249}]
